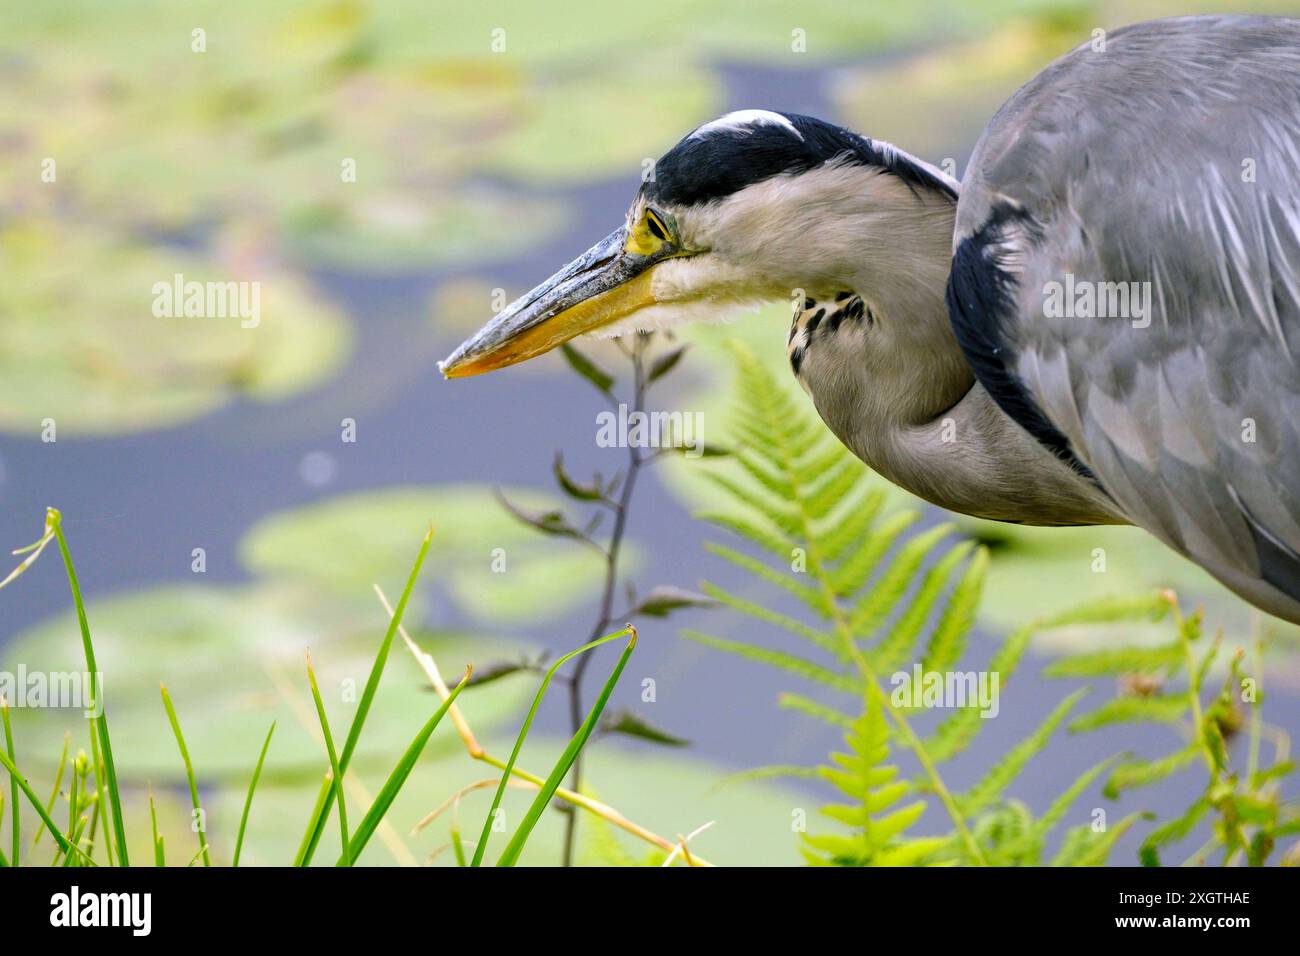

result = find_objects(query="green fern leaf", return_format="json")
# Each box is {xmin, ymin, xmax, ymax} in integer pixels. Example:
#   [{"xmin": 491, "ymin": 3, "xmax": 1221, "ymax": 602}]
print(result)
[
  {"xmin": 1044, "ymin": 640, "xmax": 1184, "ymax": 678},
  {"xmin": 699, "ymin": 582, "xmax": 838, "ymax": 655},
  {"xmin": 819, "ymin": 488, "xmax": 887, "ymax": 562},
  {"xmin": 778, "ymin": 692, "xmax": 856, "ymax": 729},
  {"xmin": 921, "ymin": 546, "xmax": 987, "ymax": 674},
  {"xmin": 1051, "ymin": 811, "xmax": 1148, "ymax": 866},
  {"xmin": 699, "ymin": 512, "xmax": 797, "ymax": 561},
  {"xmin": 680, "ymin": 630, "xmax": 860, "ymax": 693},
  {"xmin": 865, "ymin": 539, "xmax": 974, "ymax": 673},
  {"xmin": 957, "ymin": 688, "xmax": 1088, "ymax": 817},
  {"xmin": 705, "ymin": 543, "xmax": 831, "ymax": 617},
  {"xmin": 829, "ymin": 509, "xmax": 918, "ymax": 598},
  {"xmin": 1068, "ymin": 694, "xmax": 1189, "ymax": 733},
  {"xmin": 925, "ymin": 621, "xmax": 1036, "ymax": 761},
  {"xmin": 1104, "ymin": 745, "xmax": 1201, "ymax": 797},
  {"xmin": 702, "ymin": 471, "xmax": 801, "ymax": 537},
  {"xmin": 849, "ymin": 523, "xmax": 954, "ymax": 636}
]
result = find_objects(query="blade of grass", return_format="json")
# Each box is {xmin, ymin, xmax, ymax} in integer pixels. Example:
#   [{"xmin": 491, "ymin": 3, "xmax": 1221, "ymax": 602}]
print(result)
[
  {"xmin": 471, "ymin": 626, "xmax": 636, "ymax": 867},
  {"xmin": 295, "ymin": 526, "xmax": 433, "ymax": 866},
  {"xmin": 83, "ymin": 792, "xmax": 101, "ymax": 864},
  {"xmin": 48, "ymin": 509, "xmax": 128, "ymax": 865},
  {"xmin": 1, "ymin": 697, "xmax": 17, "ymax": 865},
  {"xmin": 149, "ymin": 789, "xmax": 165, "ymax": 867},
  {"xmin": 497, "ymin": 628, "xmax": 637, "ymax": 867},
  {"xmin": 85, "ymin": 722, "xmax": 114, "ymax": 867},
  {"xmin": 55, "ymin": 759, "xmax": 80, "ymax": 866},
  {"xmin": 61, "ymin": 812, "xmax": 90, "ymax": 867},
  {"xmin": 32, "ymin": 733, "xmax": 71, "ymax": 852},
  {"xmin": 233, "ymin": 722, "xmax": 275, "ymax": 868},
  {"xmin": 159, "ymin": 683, "xmax": 210, "ymax": 866},
  {"xmin": 451, "ymin": 825, "xmax": 467, "ymax": 867},
  {"xmin": 294, "ymin": 776, "xmax": 332, "ymax": 865},
  {"xmin": 306, "ymin": 652, "xmax": 349, "ymax": 867},
  {"xmin": 0, "ymin": 746, "xmax": 89, "ymax": 862},
  {"xmin": 337, "ymin": 668, "xmax": 471, "ymax": 866}
]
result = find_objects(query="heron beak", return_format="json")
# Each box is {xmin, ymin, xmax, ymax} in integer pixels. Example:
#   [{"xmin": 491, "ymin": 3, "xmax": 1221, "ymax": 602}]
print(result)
[{"xmin": 439, "ymin": 227, "xmax": 658, "ymax": 378}]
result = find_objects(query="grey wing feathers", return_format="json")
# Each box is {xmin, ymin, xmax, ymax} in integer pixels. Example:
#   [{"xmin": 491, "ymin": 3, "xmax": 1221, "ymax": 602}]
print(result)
[{"xmin": 954, "ymin": 15, "xmax": 1300, "ymax": 621}]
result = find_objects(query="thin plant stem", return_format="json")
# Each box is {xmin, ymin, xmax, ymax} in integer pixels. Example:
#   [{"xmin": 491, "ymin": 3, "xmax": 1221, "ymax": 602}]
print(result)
[{"xmin": 561, "ymin": 334, "xmax": 649, "ymax": 866}]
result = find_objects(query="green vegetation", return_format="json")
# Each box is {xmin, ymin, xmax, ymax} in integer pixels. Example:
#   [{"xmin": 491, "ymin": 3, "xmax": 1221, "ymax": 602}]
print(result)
[{"xmin": 681, "ymin": 343, "xmax": 1298, "ymax": 866}]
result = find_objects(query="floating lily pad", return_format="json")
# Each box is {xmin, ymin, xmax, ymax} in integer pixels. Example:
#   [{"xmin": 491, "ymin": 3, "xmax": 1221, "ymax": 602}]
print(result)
[
  {"xmin": 0, "ymin": 7, "xmax": 566, "ymax": 271},
  {"xmin": 365, "ymin": 0, "xmax": 1088, "ymax": 66},
  {"xmin": 956, "ymin": 516, "xmax": 1300, "ymax": 679},
  {"xmin": 239, "ymin": 484, "xmax": 614, "ymax": 626},
  {"xmin": 0, "ymin": 220, "xmax": 352, "ymax": 436},
  {"xmin": 1, "ymin": 581, "xmax": 539, "ymax": 782},
  {"xmin": 484, "ymin": 65, "xmax": 722, "ymax": 183},
  {"xmin": 832, "ymin": 14, "xmax": 1088, "ymax": 161}
]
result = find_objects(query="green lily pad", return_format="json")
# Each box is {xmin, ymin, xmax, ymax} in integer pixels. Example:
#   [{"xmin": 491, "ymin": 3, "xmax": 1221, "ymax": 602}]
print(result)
[
  {"xmin": 0, "ymin": 220, "xmax": 352, "ymax": 436},
  {"xmin": 2, "ymin": 582, "xmax": 537, "ymax": 781},
  {"xmin": 832, "ymin": 14, "xmax": 1087, "ymax": 161},
  {"xmin": 956, "ymin": 516, "xmax": 1300, "ymax": 678},
  {"xmin": 484, "ymin": 64, "xmax": 722, "ymax": 183},
  {"xmin": 364, "ymin": 0, "xmax": 1089, "ymax": 66},
  {"xmin": 238, "ymin": 484, "xmax": 616, "ymax": 626}
]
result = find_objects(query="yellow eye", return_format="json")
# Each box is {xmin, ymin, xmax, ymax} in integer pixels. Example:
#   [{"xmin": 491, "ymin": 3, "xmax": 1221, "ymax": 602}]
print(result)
[
  {"xmin": 625, "ymin": 207, "xmax": 673, "ymax": 256},
  {"xmin": 646, "ymin": 208, "xmax": 670, "ymax": 242}
]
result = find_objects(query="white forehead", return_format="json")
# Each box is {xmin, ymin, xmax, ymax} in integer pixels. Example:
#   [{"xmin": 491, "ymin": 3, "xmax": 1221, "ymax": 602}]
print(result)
[{"xmin": 689, "ymin": 109, "xmax": 804, "ymax": 141}]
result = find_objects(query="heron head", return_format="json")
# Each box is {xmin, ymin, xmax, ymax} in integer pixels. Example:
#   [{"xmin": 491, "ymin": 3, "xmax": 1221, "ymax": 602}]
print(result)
[{"xmin": 440, "ymin": 110, "xmax": 957, "ymax": 378}]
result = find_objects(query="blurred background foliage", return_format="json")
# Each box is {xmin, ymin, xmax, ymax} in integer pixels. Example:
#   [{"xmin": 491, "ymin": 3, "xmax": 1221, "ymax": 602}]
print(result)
[{"xmin": 2, "ymin": 0, "xmax": 1299, "ymax": 865}]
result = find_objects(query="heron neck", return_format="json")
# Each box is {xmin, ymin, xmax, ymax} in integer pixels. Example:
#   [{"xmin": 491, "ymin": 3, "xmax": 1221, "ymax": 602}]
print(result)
[{"xmin": 796, "ymin": 182, "xmax": 1123, "ymax": 526}]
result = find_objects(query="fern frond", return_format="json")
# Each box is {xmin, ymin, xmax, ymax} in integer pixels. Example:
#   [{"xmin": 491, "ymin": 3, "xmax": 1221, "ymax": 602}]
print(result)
[
  {"xmin": 699, "ymin": 582, "xmax": 838, "ymax": 655},
  {"xmin": 778, "ymin": 692, "xmax": 856, "ymax": 729},
  {"xmin": 1068, "ymin": 694, "xmax": 1189, "ymax": 733},
  {"xmin": 957, "ymin": 688, "xmax": 1088, "ymax": 817},
  {"xmin": 711, "ymin": 764, "xmax": 821, "ymax": 791},
  {"xmin": 798, "ymin": 439, "xmax": 854, "ymax": 480},
  {"xmin": 699, "ymin": 512, "xmax": 797, "ymax": 562},
  {"xmin": 1104, "ymin": 745, "xmax": 1201, "ymax": 797},
  {"xmin": 970, "ymin": 799, "xmax": 1034, "ymax": 864},
  {"xmin": 925, "ymin": 621, "xmax": 1036, "ymax": 762},
  {"xmin": 921, "ymin": 546, "xmax": 988, "ymax": 674},
  {"xmin": 865, "ymin": 539, "xmax": 974, "ymax": 673},
  {"xmin": 848, "ymin": 523, "xmax": 954, "ymax": 636},
  {"xmin": 1018, "ymin": 755, "xmax": 1121, "ymax": 863},
  {"xmin": 819, "ymin": 488, "xmax": 887, "ymax": 563},
  {"xmin": 829, "ymin": 509, "xmax": 918, "ymax": 598},
  {"xmin": 732, "ymin": 449, "xmax": 795, "ymax": 500},
  {"xmin": 1044, "ymin": 640, "xmax": 1184, "ymax": 678},
  {"xmin": 803, "ymin": 687, "xmax": 939, "ymax": 866},
  {"xmin": 705, "ymin": 543, "xmax": 831, "ymax": 617},
  {"xmin": 1051, "ymin": 811, "xmax": 1147, "ymax": 866},
  {"xmin": 1039, "ymin": 593, "xmax": 1171, "ymax": 628},
  {"xmin": 680, "ymin": 630, "xmax": 860, "ymax": 694},
  {"xmin": 702, "ymin": 472, "xmax": 801, "ymax": 538},
  {"xmin": 805, "ymin": 455, "xmax": 866, "ymax": 520}
]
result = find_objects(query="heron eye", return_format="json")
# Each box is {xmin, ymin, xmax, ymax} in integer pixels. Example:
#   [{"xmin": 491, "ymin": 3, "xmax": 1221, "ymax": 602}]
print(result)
[{"xmin": 645, "ymin": 209, "xmax": 669, "ymax": 242}]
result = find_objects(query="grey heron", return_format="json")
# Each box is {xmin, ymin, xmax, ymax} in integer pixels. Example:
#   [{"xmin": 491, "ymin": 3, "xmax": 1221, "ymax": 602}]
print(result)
[{"xmin": 442, "ymin": 15, "xmax": 1300, "ymax": 625}]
